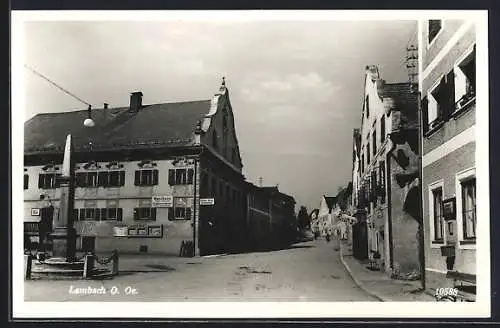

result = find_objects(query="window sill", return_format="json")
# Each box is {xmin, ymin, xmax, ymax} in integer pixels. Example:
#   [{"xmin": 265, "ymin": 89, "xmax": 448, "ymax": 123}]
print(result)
[
  {"xmin": 460, "ymin": 239, "xmax": 476, "ymax": 245},
  {"xmin": 432, "ymin": 240, "xmax": 444, "ymax": 244},
  {"xmin": 451, "ymin": 97, "xmax": 475, "ymax": 120},
  {"xmin": 424, "ymin": 120, "xmax": 445, "ymax": 138}
]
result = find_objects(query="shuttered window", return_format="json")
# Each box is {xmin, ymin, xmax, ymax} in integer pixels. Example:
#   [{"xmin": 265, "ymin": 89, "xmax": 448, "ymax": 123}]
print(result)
[{"xmin": 134, "ymin": 169, "xmax": 159, "ymax": 186}]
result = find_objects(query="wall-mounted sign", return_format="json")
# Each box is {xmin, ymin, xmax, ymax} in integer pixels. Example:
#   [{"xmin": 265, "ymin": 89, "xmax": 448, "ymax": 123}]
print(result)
[
  {"xmin": 127, "ymin": 224, "xmax": 163, "ymax": 238},
  {"xmin": 200, "ymin": 198, "xmax": 215, "ymax": 206},
  {"xmin": 113, "ymin": 226, "xmax": 128, "ymax": 237},
  {"xmin": 31, "ymin": 208, "xmax": 40, "ymax": 216},
  {"xmin": 443, "ymin": 197, "xmax": 456, "ymax": 221},
  {"xmin": 152, "ymin": 196, "xmax": 173, "ymax": 208}
]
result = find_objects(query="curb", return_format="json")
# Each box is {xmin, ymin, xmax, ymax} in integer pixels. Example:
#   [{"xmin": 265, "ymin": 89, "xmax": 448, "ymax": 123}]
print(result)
[{"xmin": 339, "ymin": 245, "xmax": 392, "ymax": 302}]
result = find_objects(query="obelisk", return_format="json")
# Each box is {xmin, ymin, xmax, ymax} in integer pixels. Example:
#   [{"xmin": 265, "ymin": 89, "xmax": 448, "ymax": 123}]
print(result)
[{"xmin": 50, "ymin": 134, "xmax": 77, "ymax": 262}]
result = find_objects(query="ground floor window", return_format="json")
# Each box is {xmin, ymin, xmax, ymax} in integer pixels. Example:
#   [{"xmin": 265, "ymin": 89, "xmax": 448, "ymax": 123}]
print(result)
[
  {"xmin": 432, "ymin": 187, "xmax": 444, "ymax": 241},
  {"xmin": 461, "ymin": 177, "xmax": 476, "ymax": 240}
]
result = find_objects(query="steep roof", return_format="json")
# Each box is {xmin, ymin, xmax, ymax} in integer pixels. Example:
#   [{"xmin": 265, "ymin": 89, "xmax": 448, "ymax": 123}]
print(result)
[
  {"xmin": 378, "ymin": 82, "xmax": 419, "ymax": 127},
  {"xmin": 324, "ymin": 196, "xmax": 337, "ymax": 211},
  {"xmin": 24, "ymin": 100, "xmax": 211, "ymax": 154}
]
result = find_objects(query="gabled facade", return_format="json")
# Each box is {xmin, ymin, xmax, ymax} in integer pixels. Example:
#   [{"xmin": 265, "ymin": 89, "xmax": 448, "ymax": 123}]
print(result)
[
  {"xmin": 24, "ymin": 80, "xmax": 247, "ymax": 257},
  {"xmin": 351, "ymin": 65, "xmax": 421, "ymax": 278},
  {"xmin": 419, "ymin": 19, "xmax": 476, "ymax": 293}
]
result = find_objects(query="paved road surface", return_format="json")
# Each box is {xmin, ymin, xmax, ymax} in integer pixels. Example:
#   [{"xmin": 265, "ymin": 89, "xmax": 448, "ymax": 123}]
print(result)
[{"xmin": 24, "ymin": 239, "xmax": 377, "ymax": 302}]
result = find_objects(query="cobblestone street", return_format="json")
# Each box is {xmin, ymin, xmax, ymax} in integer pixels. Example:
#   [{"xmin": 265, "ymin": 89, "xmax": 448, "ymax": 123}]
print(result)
[{"xmin": 25, "ymin": 239, "xmax": 378, "ymax": 302}]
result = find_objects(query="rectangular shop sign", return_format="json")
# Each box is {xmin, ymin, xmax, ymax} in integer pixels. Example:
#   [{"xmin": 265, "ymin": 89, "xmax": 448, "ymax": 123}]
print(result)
[
  {"xmin": 113, "ymin": 226, "xmax": 128, "ymax": 237},
  {"xmin": 152, "ymin": 195, "xmax": 173, "ymax": 208},
  {"xmin": 200, "ymin": 198, "xmax": 215, "ymax": 206}
]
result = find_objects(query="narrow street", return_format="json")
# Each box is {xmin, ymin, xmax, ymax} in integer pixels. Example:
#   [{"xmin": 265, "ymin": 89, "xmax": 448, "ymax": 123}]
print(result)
[{"xmin": 25, "ymin": 239, "xmax": 377, "ymax": 302}]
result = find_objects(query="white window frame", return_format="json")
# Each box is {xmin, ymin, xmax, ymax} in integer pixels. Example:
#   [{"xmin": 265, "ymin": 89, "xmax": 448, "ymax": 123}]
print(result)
[
  {"xmin": 455, "ymin": 167, "xmax": 476, "ymax": 250},
  {"xmin": 428, "ymin": 179, "xmax": 445, "ymax": 248},
  {"xmin": 427, "ymin": 74, "xmax": 445, "ymax": 130},
  {"xmin": 427, "ymin": 19, "xmax": 445, "ymax": 49},
  {"xmin": 453, "ymin": 43, "xmax": 476, "ymax": 112}
]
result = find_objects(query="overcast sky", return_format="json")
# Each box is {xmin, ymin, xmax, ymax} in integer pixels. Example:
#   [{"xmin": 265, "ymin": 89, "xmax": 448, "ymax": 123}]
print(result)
[{"xmin": 23, "ymin": 19, "xmax": 417, "ymax": 211}]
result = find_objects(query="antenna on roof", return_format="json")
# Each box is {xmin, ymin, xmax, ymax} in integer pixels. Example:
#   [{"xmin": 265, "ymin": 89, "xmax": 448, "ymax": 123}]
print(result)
[
  {"xmin": 24, "ymin": 65, "xmax": 92, "ymax": 107},
  {"xmin": 25, "ymin": 64, "xmax": 95, "ymax": 127}
]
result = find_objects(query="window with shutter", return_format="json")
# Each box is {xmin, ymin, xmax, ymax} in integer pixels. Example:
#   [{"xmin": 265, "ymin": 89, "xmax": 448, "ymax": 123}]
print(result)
[
  {"xmin": 87, "ymin": 172, "xmax": 98, "ymax": 188},
  {"xmin": 134, "ymin": 171, "xmax": 140, "ymax": 185},
  {"xmin": 421, "ymin": 96, "xmax": 429, "ymax": 134},
  {"xmin": 108, "ymin": 171, "xmax": 120, "ymax": 187},
  {"xmin": 38, "ymin": 174, "xmax": 43, "ymax": 188},
  {"xmin": 98, "ymin": 172, "xmax": 108, "ymax": 187},
  {"xmin": 187, "ymin": 169, "xmax": 194, "ymax": 184},
  {"xmin": 168, "ymin": 208, "xmax": 174, "ymax": 220},
  {"xmin": 120, "ymin": 171, "xmax": 125, "ymax": 186},
  {"xmin": 101, "ymin": 208, "xmax": 108, "ymax": 220},
  {"xmin": 168, "ymin": 169, "xmax": 175, "ymax": 185},
  {"xmin": 79, "ymin": 209, "xmax": 85, "ymax": 220},
  {"xmin": 24, "ymin": 175, "xmax": 29, "ymax": 190},
  {"xmin": 95, "ymin": 208, "xmax": 101, "ymax": 220},
  {"xmin": 153, "ymin": 170, "xmax": 159, "ymax": 185},
  {"xmin": 186, "ymin": 208, "xmax": 192, "ymax": 220}
]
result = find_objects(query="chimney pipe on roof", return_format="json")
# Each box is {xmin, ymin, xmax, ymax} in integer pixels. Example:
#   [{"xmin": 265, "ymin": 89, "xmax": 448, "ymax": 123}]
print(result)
[
  {"xmin": 129, "ymin": 92, "xmax": 143, "ymax": 112},
  {"xmin": 104, "ymin": 103, "xmax": 109, "ymax": 109}
]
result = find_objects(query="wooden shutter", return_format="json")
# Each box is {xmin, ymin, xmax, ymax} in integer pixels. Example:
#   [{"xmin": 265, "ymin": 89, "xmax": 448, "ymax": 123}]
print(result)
[
  {"xmin": 38, "ymin": 174, "xmax": 43, "ymax": 188},
  {"xmin": 101, "ymin": 208, "xmax": 108, "ymax": 220},
  {"xmin": 421, "ymin": 96, "xmax": 429, "ymax": 135},
  {"xmin": 95, "ymin": 208, "xmax": 101, "ymax": 220},
  {"xmin": 153, "ymin": 169, "xmax": 159, "ymax": 185},
  {"xmin": 120, "ymin": 171, "xmax": 125, "ymax": 186},
  {"xmin": 446, "ymin": 70, "xmax": 456, "ymax": 118},
  {"xmin": 98, "ymin": 172, "xmax": 108, "ymax": 187},
  {"xmin": 187, "ymin": 169, "xmax": 194, "ymax": 184},
  {"xmin": 168, "ymin": 169, "xmax": 175, "ymax": 186},
  {"xmin": 117, "ymin": 208, "xmax": 123, "ymax": 221},
  {"xmin": 133, "ymin": 208, "xmax": 139, "ymax": 220},
  {"xmin": 79, "ymin": 209, "xmax": 85, "ymax": 220},
  {"xmin": 151, "ymin": 208, "xmax": 157, "ymax": 220},
  {"xmin": 168, "ymin": 208, "xmax": 174, "ymax": 220},
  {"xmin": 134, "ymin": 171, "xmax": 140, "ymax": 186},
  {"xmin": 186, "ymin": 208, "xmax": 192, "ymax": 220}
]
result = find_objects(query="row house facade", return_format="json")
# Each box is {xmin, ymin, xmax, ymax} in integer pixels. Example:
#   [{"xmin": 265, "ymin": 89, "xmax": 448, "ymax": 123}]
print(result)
[
  {"xmin": 351, "ymin": 65, "xmax": 421, "ymax": 278},
  {"xmin": 419, "ymin": 19, "xmax": 476, "ymax": 294},
  {"xmin": 24, "ymin": 80, "xmax": 247, "ymax": 257},
  {"xmin": 245, "ymin": 184, "xmax": 296, "ymax": 251}
]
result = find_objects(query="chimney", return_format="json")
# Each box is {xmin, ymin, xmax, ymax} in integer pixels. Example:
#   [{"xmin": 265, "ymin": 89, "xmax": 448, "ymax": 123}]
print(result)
[
  {"xmin": 104, "ymin": 103, "xmax": 109, "ymax": 109},
  {"xmin": 129, "ymin": 92, "xmax": 143, "ymax": 112}
]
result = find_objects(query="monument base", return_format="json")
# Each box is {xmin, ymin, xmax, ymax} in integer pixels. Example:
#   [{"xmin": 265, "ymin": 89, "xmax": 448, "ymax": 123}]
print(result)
[{"xmin": 50, "ymin": 227, "xmax": 77, "ymax": 262}]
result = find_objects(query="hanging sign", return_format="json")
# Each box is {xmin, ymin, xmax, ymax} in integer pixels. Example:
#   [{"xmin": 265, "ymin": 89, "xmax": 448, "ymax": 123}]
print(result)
[
  {"xmin": 31, "ymin": 208, "xmax": 40, "ymax": 216},
  {"xmin": 152, "ymin": 196, "xmax": 173, "ymax": 208}
]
